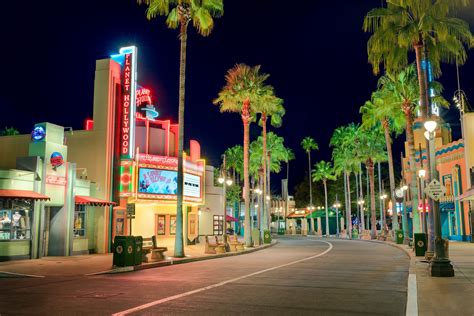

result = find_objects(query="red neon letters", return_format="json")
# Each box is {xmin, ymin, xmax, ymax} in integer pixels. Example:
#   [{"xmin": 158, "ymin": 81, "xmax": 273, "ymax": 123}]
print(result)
[{"xmin": 121, "ymin": 53, "xmax": 132, "ymax": 156}]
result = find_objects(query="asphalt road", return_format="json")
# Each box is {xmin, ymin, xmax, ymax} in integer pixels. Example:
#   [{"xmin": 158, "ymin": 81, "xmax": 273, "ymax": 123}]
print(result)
[{"xmin": 0, "ymin": 237, "xmax": 409, "ymax": 315}]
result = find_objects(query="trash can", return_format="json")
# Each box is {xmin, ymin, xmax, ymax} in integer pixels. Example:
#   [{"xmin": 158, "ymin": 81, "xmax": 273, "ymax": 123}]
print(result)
[
  {"xmin": 278, "ymin": 228, "xmax": 285, "ymax": 235},
  {"xmin": 396, "ymin": 230, "xmax": 404, "ymax": 244},
  {"xmin": 134, "ymin": 236, "xmax": 143, "ymax": 265},
  {"xmin": 263, "ymin": 230, "xmax": 272, "ymax": 244},
  {"xmin": 414, "ymin": 233, "xmax": 427, "ymax": 256},
  {"xmin": 352, "ymin": 228, "xmax": 359, "ymax": 239},
  {"xmin": 113, "ymin": 235, "xmax": 135, "ymax": 267}
]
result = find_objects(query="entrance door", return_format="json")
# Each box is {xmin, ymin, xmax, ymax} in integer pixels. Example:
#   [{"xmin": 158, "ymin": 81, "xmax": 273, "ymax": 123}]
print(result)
[{"xmin": 45, "ymin": 206, "xmax": 68, "ymax": 256}]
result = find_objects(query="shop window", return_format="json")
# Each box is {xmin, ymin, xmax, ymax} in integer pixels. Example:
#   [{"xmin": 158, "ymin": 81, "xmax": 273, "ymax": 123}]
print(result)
[
  {"xmin": 213, "ymin": 215, "xmax": 223, "ymax": 235},
  {"xmin": 0, "ymin": 200, "xmax": 33, "ymax": 240},
  {"xmin": 157, "ymin": 215, "xmax": 165, "ymax": 235},
  {"xmin": 74, "ymin": 205, "xmax": 86, "ymax": 238},
  {"xmin": 170, "ymin": 215, "xmax": 176, "ymax": 235}
]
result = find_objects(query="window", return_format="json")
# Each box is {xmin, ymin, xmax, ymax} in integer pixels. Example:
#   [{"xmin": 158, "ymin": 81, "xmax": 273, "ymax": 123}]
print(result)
[
  {"xmin": 74, "ymin": 205, "xmax": 86, "ymax": 238},
  {"xmin": 0, "ymin": 200, "xmax": 33, "ymax": 240},
  {"xmin": 157, "ymin": 215, "xmax": 165, "ymax": 235},
  {"xmin": 213, "ymin": 215, "xmax": 223, "ymax": 235},
  {"xmin": 170, "ymin": 215, "xmax": 176, "ymax": 235}
]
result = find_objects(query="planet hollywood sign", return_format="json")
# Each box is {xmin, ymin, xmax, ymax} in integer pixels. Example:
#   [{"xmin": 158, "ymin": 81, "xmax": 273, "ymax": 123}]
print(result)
[{"xmin": 121, "ymin": 53, "xmax": 132, "ymax": 157}]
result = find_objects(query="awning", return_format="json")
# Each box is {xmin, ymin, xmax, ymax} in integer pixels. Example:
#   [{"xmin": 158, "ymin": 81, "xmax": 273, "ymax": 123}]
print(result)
[
  {"xmin": 75, "ymin": 195, "xmax": 117, "ymax": 207},
  {"xmin": 457, "ymin": 188, "xmax": 474, "ymax": 202},
  {"xmin": 287, "ymin": 210, "xmax": 310, "ymax": 218},
  {"xmin": 226, "ymin": 215, "xmax": 238, "ymax": 222},
  {"xmin": 0, "ymin": 189, "xmax": 50, "ymax": 201}
]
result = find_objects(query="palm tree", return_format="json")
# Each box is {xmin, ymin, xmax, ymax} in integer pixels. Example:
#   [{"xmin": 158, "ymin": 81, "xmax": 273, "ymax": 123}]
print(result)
[
  {"xmin": 377, "ymin": 65, "xmax": 448, "ymax": 234},
  {"xmin": 312, "ymin": 161, "xmax": 336, "ymax": 238},
  {"xmin": 224, "ymin": 145, "xmax": 243, "ymax": 184},
  {"xmin": 301, "ymin": 137, "xmax": 318, "ymax": 209},
  {"xmin": 139, "ymin": 0, "xmax": 224, "ymax": 257},
  {"xmin": 354, "ymin": 126, "xmax": 387, "ymax": 239},
  {"xmin": 214, "ymin": 64, "xmax": 273, "ymax": 247},
  {"xmin": 360, "ymin": 92, "xmax": 405, "ymax": 231},
  {"xmin": 364, "ymin": 0, "xmax": 471, "ymax": 120},
  {"xmin": 0, "ymin": 127, "xmax": 20, "ymax": 136}
]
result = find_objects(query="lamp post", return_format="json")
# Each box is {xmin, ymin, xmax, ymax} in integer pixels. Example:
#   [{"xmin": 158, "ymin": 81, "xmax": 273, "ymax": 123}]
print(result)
[
  {"xmin": 379, "ymin": 193, "xmax": 387, "ymax": 229},
  {"xmin": 357, "ymin": 199, "xmax": 365, "ymax": 232},
  {"xmin": 333, "ymin": 198, "xmax": 341, "ymax": 237},
  {"xmin": 418, "ymin": 169, "xmax": 427, "ymax": 234},
  {"xmin": 218, "ymin": 174, "xmax": 233, "ymax": 236},
  {"xmin": 424, "ymin": 120, "xmax": 454, "ymax": 277}
]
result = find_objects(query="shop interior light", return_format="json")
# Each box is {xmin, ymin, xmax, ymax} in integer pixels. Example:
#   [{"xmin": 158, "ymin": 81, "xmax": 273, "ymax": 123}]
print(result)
[{"xmin": 424, "ymin": 120, "xmax": 438, "ymax": 133}]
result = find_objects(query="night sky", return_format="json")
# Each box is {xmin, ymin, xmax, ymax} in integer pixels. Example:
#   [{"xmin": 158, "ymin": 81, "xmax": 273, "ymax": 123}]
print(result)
[{"xmin": 2, "ymin": 1, "xmax": 474, "ymax": 193}]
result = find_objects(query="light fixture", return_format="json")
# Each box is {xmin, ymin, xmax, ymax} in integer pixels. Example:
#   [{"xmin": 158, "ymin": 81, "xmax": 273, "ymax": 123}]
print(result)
[
  {"xmin": 218, "ymin": 177, "xmax": 225, "ymax": 184},
  {"xmin": 424, "ymin": 120, "xmax": 437, "ymax": 133},
  {"xmin": 226, "ymin": 179, "xmax": 233, "ymax": 186},
  {"xmin": 266, "ymin": 195, "xmax": 270, "ymax": 201},
  {"xmin": 254, "ymin": 204, "xmax": 259, "ymax": 208},
  {"xmin": 418, "ymin": 169, "xmax": 426, "ymax": 178},
  {"xmin": 402, "ymin": 185, "xmax": 409, "ymax": 191}
]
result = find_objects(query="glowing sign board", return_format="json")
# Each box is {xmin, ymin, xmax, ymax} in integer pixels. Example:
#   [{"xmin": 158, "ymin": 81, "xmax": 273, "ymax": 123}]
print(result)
[{"xmin": 138, "ymin": 168, "xmax": 201, "ymax": 199}]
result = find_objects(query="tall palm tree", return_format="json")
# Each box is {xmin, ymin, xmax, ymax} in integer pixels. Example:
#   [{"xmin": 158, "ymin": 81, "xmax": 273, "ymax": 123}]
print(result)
[
  {"xmin": 377, "ymin": 65, "xmax": 448, "ymax": 234},
  {"xmin": 139, "ymin": 0, "xmax": 224, "ymax": 257},
  {"xmin": 360, "ymin": 92, "xmax": 405, "ymax": 231},
  {"xmin": 364, "ymin": 0, "xmax": 471, "ymax": 120},
  {"xmin": 312, "ymin": 161, "xmax": 336, "ymax": 237},
  {"xmin": 214, "ymin": 64, "xmax": 273, "ymax": 247},
  {"xmin": 354, "ymin": 126, "xmax": 387, "ymax": 239},
  {"xmin": 224, "ymin": 145, "xmax": 243, "ymax": 184},
  {"xmin": 301, "ymin": 137, "xmax": 319, "ymax": 208}
]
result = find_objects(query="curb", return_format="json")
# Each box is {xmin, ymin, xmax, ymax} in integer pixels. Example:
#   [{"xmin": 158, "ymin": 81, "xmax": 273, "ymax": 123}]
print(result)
[{"xmin": 87, "ymin": 240, "xmax": 278, "ymax": 276}]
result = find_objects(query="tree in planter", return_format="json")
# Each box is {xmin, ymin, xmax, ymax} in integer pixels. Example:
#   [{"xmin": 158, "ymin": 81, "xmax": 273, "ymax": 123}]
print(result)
[
  {"xmin": 312, "ymin": 161, "xmax": 336, "ymax": 238},
  {"xmin": 301, "ymin": 137, "xmax": 318, "ymax": 232},
  {"xmin": 138, "ymin": 0, "xmax": 224, "ymax": 257},
  {"xmin": 214, "ymin": 64, "xmax": 274, "ymax": 247},
  {"xmin": 354, "ymin": 126, "xmax": 387, "ymax": 239}
]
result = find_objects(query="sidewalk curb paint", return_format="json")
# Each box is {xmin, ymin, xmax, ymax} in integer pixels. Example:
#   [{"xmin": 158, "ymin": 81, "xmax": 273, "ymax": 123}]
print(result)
[
  {"xmin": 322, "ymin": 237, "xmax": 418, "ymax": 316},
  {"xmin": 0, "ymin": 271, "xmax": 45, "ymax": 278},
  {"xmin": 111, "ymin": 240, "xmax": 332, "ymax": 316},
  {"xmin": 88, "ymin": 240, "xmax": 278, "ymax": 276}
]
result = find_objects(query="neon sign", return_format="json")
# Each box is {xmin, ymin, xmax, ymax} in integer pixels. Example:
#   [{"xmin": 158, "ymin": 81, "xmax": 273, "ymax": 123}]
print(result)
[
  {"xmin": 46, "ymin": 175, "xmax": 67, "ymax": 186},
  {"xmin": 136, "ymin": 88, "xmax": 159, "ymax": 120},
  {"xmin": 31, "ymin": 126, "xmax": 46, "ymax": 141},
  {"xmin": 50, "ymin": 152, "xmax": 64, "ymax": 169}
]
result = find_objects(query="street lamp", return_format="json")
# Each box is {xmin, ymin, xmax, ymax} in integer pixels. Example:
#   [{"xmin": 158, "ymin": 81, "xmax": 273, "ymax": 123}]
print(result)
[
  {"xmin": 333, "ymin": 198, "xmax": 341, "ymax": 237},
  {"xmin": 379, "ymin": 193, "xmax": 387, "ymax": 229},
  {"xmin": 357, "ymin": 199, "xmax": 365, "ymax": 231},
  {"xmin": 424, "ymin": 120, "xmax": 454, "ymax": 277}
]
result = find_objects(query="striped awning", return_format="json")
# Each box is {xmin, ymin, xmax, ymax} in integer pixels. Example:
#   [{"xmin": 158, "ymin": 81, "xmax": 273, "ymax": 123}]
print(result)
[
  {"xmin": 75, "ymin": 195, "xmax": 117, "ymax": 207},
  {"xmin": 0, "ymin": 189, "xmax": 50, "ymax": 201}
]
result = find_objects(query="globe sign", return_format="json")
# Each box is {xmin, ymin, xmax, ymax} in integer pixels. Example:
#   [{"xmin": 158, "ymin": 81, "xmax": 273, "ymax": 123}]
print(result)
[
  {"xmin": 50, "ymin": 152, "xmax": 64, "ymax": 169},
  {"xmin": 31, "ymin": 126, "xmax": 46, "ymax": 141}
]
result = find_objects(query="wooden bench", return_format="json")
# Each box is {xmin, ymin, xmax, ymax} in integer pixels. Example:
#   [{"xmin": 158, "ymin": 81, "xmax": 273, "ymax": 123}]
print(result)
[
  {"xmin": 142, "ymin": 236, "xmax": 168, "ymax": 263},
  {"xmin": 204, "ymin": 235, "xmax": 226, "ymax": 254},
  {"xmin": 227, "ymin": 234, "xmax": 245, "ymax": 252}
]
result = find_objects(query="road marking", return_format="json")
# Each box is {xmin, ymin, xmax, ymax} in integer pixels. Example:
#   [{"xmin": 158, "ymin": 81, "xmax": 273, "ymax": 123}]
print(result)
[
  {"xmin": 406, "ymin": 274, "xmax": 418, "ymax": 316},
  {"xmin": 0, "ymin": 271, "xmax": 45, "ymax": 278},
  {"xmin": 112, "ymin": 240, "xmax": 333, "ymax": 316}
]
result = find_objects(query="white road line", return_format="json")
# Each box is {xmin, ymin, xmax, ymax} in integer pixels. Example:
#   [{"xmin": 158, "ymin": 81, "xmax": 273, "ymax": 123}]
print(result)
[
  {"xmin": 112, "ymin": 240, "xmax": 333, "ymax": 316},
  {"xmin": 0, "ymin": 271, "xmax": 45, "ymax": 278},
  {"xmin": 406, "ymin": 273, "xmax": 418, "ymax": 316}
]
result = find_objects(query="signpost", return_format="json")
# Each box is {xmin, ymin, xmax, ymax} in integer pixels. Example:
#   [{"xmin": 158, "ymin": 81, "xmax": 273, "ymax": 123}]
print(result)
[
  {"xmin": 127, "ymin": 203, "xmax": 135, "ymax": 235},
  {"xmin": 424, "ymin": 179, "xmax": 446, "ymax": 201}
]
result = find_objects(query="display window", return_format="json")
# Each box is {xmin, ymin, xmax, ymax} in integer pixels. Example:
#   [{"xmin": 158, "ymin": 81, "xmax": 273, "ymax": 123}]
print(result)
[
  {"xmin": 170, "ymin": 215, "xmax": 176, "ymax": 235},
  {"xmin": 74, "ymin": 205, "xmax": 86, "ymax": 238},
  {"xmin": 157, "ymin": 215, "xmax": 165, "ymax": 235},
  {"xmin": 213, "ymin": 215, "xmax": 223, "ymax": 235},
  {"xmin": 0, "ymin": 200, "xmax": 33, "ymax": 240}
]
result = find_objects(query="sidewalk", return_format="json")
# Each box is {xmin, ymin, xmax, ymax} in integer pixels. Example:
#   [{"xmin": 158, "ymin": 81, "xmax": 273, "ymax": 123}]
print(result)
[{"xmin": 0, "ymin": 240, "xmax": 276, "ymax": 278}]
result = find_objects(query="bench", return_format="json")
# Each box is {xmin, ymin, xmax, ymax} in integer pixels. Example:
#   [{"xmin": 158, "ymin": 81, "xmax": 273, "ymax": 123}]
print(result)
[
  {"xmin": 227, "ymin": 234, "xmax": 245, "ymax": 252},
  {"xmin": 360, "ymin": 230, "xmax": 372, "ymax": 240},
  {"xmin": 142, "ymin": 236, "xmax": 168, "ymax": 263},
  {"xmin": 204, "ymin": 235, "xmax": 226, "ymax": 254}
]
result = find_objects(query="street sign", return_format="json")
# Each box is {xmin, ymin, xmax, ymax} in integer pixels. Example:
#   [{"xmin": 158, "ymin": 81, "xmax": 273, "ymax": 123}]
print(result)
[
  {"xmin": 126, "ymin": 203, "xmax": 135, "ymax": 216},
  {"xmin": 424, "ymin": 179, "xmax": 446, "ymax": 201}
]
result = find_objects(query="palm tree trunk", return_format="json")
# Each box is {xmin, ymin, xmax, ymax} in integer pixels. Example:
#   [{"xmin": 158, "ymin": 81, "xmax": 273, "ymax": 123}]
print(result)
[
  {"xmin": 174, "ymin": 19, "xmax": 189, "ymax": 258},
  {"xmin": 378, "ymin": 161, "xmax": 383, "ymax": 227},
  {"xmin": 324, "ymin": 180, "xmax": 329, "ymax": 237},
  {"xmin": 382, "ymin": 118, "xmax": 398, "ymax": 231},
  {"xmin": 414, "ymin": 37, "xmax": 430, "ymax": 119},
  {"xmin": 367, "ymin": 159, "xmax": 377, "ymax": 239},
  {"xmin": 346, "ymin": 171, "xmax": 352, "ymax": 238},
  {"xmin": 261, "ymin": 113, "xmax": 267, "ymax": 234},
  {"xmin": 359, "ymin": 168, "xmax": 365, "ymax": 231},
  {"xmin": 266, "ymin": 152, "xmax": 271, "ymax": 230},
  {"xmin": 344, "ymin": 170, "xmax": 348, "ymax": 236},
  {"xmin": 242, "ymin": 98, "xmax": 252, "ymax": 247},
  {"xmin": 404, "ymin": 106, "xmax": 420, "ymax": 235},
  {"xmin": 308, "ymin": 152, "xmax": 312, "ymax": 206}
]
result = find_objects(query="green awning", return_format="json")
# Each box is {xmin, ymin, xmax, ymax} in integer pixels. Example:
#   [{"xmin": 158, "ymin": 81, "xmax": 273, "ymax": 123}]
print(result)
[{"xmin": 306, "ymin": 210, "xmax": 337, "ymax": 218}]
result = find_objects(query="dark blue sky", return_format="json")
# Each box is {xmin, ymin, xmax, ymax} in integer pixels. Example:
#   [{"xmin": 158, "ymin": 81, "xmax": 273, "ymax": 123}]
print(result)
[{"xmin": 1, "ymin": 0, "xmax": 473, "ymax": 192}]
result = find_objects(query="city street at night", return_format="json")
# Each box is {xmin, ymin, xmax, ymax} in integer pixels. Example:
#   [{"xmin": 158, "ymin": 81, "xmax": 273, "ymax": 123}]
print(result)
[{"xmin": 0, "ymin": 237, "xmax": 409, "ymax": 315}]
